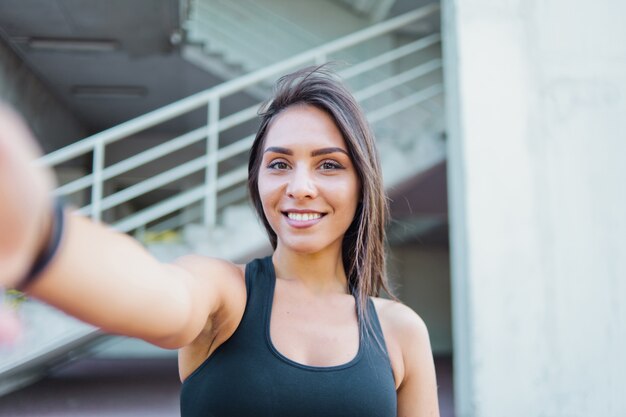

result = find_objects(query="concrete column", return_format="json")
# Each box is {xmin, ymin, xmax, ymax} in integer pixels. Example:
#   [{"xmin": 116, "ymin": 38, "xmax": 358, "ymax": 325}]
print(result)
[{"xmin": 443, "ymin": 1, "xmax": 626, "ymax": 416}]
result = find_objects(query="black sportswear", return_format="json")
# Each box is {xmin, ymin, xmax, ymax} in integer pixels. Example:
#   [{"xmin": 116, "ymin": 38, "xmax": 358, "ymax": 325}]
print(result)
[{"xmin": 180, "ymin": 256, "xmax": 396, "ymax": 416}]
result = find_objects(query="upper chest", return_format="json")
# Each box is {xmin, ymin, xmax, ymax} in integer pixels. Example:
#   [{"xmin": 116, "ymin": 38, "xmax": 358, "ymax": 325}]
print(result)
[
  {"xmin": 180, "ymin": 277, "xmax": 405, "ymax": 389},
  {"xmin": 271, "ymin": 280, "xmax": 405, "ymax": 387},
  {"xmin": 269, "ymin": 278, "xmax": 361, "ymax": 367},
  {"xmin": 180, "ymin": 272, "xmax": 400, "ymax": 417}
]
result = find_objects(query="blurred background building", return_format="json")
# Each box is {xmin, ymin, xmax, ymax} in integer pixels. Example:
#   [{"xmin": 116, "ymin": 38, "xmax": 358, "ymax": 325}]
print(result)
[{"xmin": 0, "ymin": 0, "xmax": 624, "ymax": 416}]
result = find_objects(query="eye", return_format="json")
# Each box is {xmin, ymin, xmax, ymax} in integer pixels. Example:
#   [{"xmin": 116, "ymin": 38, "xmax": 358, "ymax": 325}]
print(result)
[
  {"xmin": 267, "ymin": 160, "xmax": 290, "ymax": 170},
  {"xmin": 319, "ymin": 160, "xmax": 344, "ymax": 170}
]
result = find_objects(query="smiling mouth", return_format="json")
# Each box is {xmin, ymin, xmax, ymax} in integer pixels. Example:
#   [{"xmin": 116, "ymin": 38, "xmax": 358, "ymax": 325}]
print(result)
[{"xmin": 282, "ymin": 212, "xmax": 326, "ymax": 222}]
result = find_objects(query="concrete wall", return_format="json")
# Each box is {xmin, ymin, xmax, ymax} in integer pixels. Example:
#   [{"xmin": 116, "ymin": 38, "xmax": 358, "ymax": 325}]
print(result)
[
  {"xmin": 388, "ymin": 244, "xmax": 453, "ymax": 355},
  {"xmin": 0, "ymin": 39, "xmax": 85, "ymax": 153},
  {"xmin": 443, "ymin": 1, "xmax": 626, "ymax": 416}
]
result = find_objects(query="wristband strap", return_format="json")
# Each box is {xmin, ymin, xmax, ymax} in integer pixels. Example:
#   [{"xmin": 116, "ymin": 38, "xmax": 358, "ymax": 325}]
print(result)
[{"xmin": 16, "ymin": 199, "xmax": 65, "ymax": 292}]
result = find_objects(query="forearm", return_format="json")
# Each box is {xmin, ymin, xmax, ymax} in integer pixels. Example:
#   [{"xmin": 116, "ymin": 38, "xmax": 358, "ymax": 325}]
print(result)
[
  {"xmin": 0, "ymin": 105, "xmax": 209, "ymax": 349},
  {"xmin": 26, "ymin": 211, "xmax": 196, "ymax": 348}
]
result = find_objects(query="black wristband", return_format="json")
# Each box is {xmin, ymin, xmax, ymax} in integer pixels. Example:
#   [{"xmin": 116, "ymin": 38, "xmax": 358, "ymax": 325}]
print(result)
[{"xmin": 16, "ymin": 198, "xmax": 65, "ymax": 292}]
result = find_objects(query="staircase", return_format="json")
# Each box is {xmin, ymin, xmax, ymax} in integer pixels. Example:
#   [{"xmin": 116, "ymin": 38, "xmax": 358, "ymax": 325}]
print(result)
[
  {"xmin": 0, "ymin": 3, "xmax": 444, "ymax": 396},
  {"xmin": 183, "ymin": 0, "xmax": 442, "ymax": 110},
  {"xmin": 183, "ymin": 0, "xmax": 368, "ymax": 80}
]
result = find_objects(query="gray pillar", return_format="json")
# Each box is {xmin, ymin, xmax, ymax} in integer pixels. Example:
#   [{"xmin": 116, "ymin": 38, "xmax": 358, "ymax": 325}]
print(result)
[{"xmin": 443, "ymin": 1, "xmax": 626, "ymax": 416}]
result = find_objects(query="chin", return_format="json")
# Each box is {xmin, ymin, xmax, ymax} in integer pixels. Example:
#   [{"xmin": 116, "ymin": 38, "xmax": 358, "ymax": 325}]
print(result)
[
  {"xmin": 284, "ymin": 241, "xmax": 326, "ymax": 255},
  {"xmin": 278, "ymin": 236, "xmax": 338, "ymax": 255}
]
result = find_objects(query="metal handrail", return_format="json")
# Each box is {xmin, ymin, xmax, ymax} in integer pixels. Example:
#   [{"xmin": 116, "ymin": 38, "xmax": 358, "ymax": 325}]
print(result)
[
  {"xmin": 354, "ymin": 59, "xmax": 442, "ymax": 102},
  {"xmin": 52, "ymin": 127, "xmax": 206, "ymax": 197},
  {"xmin": 339, "ymin": 33, "xmax": 441, "ymax": 80},
  {"xmin": 368, "ymin": 84, "xmax": 444, "ymax": 123},
  {"xmin": 42, "ymin": 3, "xmax": 442, "ymax": 231},
  {"xmin": 40, "ymin": 3, "xmax": 439, "ymax": 167}
]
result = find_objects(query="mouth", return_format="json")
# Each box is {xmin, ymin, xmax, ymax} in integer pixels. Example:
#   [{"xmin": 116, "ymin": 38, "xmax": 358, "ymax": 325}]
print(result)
[{"xmin": 281, "ymin": 210, "xmax": 327, "ymax": 228}]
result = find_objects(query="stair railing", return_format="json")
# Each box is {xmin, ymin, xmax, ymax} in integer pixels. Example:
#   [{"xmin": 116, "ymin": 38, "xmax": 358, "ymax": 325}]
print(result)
[{"xmin": 39, "ymin": 3, "xmax": 443, "ymax": 235}]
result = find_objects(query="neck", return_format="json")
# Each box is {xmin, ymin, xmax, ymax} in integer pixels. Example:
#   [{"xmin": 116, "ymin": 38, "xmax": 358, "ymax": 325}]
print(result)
[{"xmin": 272, "ymin": 243, "xmax": 349, "ymax": 295}]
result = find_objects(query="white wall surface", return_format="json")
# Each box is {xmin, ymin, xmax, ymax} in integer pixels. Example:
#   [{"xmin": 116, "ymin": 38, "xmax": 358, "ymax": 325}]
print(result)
[{"xmin": 443, "ymin": 0, "xmax": 626, "ymax": 416}]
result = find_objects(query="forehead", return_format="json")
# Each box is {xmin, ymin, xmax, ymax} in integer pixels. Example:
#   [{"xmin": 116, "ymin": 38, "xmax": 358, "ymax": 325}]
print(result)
[{"xmin": 264, "ymin": 104, "xmax": 347, "ymax": 150}]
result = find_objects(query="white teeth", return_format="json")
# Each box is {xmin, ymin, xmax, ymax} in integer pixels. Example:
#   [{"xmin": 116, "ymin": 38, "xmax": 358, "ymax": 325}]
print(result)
[{"xmin": 287, "ymin": 212, "xmax": 321, "ymax": 221}]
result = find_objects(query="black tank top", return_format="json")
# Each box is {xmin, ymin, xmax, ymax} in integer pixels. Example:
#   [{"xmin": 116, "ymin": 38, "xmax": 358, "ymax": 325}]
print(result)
[{"xmin": 180, "ymin": 256, "xmax": 397, "ymax": 416}]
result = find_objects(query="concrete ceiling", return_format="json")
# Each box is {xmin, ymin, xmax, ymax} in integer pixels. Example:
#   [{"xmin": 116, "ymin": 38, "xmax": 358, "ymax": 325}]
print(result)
[
  {"xmin": 0, "ymin": 0, "xmax": 440, "ymax": 141},
  {"xmin": 0, "ymin": 0, "xmax": 226, "ymax": 137}
]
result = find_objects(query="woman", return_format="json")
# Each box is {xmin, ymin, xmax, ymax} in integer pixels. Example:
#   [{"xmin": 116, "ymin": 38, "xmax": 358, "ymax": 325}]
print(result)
[{"xmin": 0, "ymin": 67, "xmax": 439, "ymax": 416}]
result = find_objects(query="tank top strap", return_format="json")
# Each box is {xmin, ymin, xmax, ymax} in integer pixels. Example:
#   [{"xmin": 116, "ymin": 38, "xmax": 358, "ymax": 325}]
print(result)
[
  {"xmin": 365, "ymin": 297, "xmax": 385, "ymax": 341},
  {"xmin": 232, "ymin": 256, "xmax": 274, "ymax": 341},
  {"xmin": 360, "ymin": 297, "xmax": 393, "ymax": 363},
  {"xmin": 244, "ymin": 255, "xmax": 274, "ymax": 296}
]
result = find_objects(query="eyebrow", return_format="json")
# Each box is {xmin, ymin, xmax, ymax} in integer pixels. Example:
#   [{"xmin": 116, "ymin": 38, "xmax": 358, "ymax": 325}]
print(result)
[{"xmin": 264, "ymin": 146, "xmax": 349, "ymax": 157}]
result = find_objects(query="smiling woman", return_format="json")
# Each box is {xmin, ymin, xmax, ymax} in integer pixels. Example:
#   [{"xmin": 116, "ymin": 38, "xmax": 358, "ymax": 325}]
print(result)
[
  {"xmin": 259, "ymin": 106, "xmax": 361, "ymax": 256},
  {"xmin": 249, "ymin": 69, "xmax": 386, "ymax": 332},
  {"xmin": 0, "ymin": 67, "xmax": 440, "ymax": 417}
]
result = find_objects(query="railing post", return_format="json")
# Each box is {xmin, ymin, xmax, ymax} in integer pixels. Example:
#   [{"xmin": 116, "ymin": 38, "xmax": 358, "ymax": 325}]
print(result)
[
  {"xmin": 41, "ymin": 5, "xmax": 440, "ymax": 235},
  {"xmin": 91, "ymin": 139, "xmax": 104, "ymax": 222},
  {"xmin": 204, "ymin": 96, "xmax": 219, "ymax": 227}
]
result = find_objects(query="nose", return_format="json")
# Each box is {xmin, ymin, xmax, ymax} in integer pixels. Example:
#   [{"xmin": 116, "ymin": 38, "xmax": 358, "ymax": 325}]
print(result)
[{"xmin": 286, "ymin": 166, "xmax": 317, "ymax": 200}]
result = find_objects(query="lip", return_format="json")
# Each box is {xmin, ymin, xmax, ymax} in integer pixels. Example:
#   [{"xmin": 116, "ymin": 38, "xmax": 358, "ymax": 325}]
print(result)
[
  {"xmin": 281, "ymin": 210, "xmax": 326, "ymax": 229},
  {"xmin": 282, "ymin": 208, "xmax": 324, "ymax": 214}
]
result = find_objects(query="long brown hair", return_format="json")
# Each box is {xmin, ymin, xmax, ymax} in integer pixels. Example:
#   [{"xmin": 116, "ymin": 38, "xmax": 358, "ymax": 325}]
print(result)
[{"xmin": 247, "ymin": 65, "xmax": 395, "ymax": 337}]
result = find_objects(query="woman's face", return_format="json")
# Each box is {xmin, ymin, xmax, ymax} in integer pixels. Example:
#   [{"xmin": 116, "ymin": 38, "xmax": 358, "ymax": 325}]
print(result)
[{"xmin": 258, "ymin": 104, "xmax": 360, "ymax": 255}]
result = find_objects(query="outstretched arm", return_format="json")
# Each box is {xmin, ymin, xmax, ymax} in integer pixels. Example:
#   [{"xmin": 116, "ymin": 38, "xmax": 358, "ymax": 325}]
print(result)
[
  {"xmin": 0, "ymin": 104, "xmax": 231, "ymax": 349},
  {"xmin": 27, "ymin": 215, "xmax": 218, "ymax": 349}
]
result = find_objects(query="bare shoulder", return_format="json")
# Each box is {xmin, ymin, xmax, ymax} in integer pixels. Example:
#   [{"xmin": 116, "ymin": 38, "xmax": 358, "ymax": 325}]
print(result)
[
  {"xmin": 371, "ymin": 297, "xmax": 430, "ymax": 344},
  {"xmin": 371, "ymin": 297, "xmax": 433, "ymax": 383},
  {"xmin": 173, "ymin": 255, "xmax": 246, "ymax": 317},
  {"xmin": 372, "ymin": 297, "xmax": 439, "ymax": 415},
  {"xmin": 174, "ymin": 254, "xmax": 245, "ymax": 278}
]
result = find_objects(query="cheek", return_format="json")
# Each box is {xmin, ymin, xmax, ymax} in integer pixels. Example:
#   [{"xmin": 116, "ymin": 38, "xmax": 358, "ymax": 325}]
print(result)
[
  {"xmin": 257, "ymin": 175, "xmax": 282, "ymax": 219},
  {"xmin": 324, "ymin": 176, "xmax": 360, "ymax": 215},
  {"xmin": 346, "ymin": 179, "xmax": 361, "ymax": 220}
]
